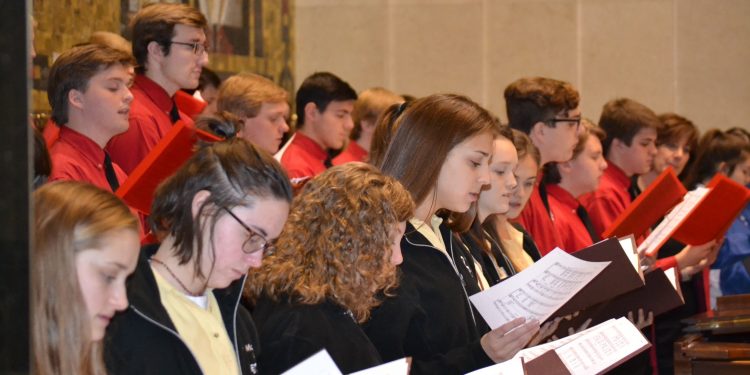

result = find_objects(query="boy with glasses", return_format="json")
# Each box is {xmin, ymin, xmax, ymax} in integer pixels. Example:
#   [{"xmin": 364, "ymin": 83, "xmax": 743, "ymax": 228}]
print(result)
[
  {"xmin": 504, "ymin": 76, "xmax": 582, "ymax": 255},
  {"xmin": 107, "ymin": 3, "xmax": 209, "ymax": 174}
]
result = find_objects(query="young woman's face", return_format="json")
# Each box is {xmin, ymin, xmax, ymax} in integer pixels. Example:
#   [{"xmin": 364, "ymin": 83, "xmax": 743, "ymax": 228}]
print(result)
[
  {"xmin": 204, "ymin": 197, "xmax": 289, "ymax": 289},
  {"xmin": 478, "ymin": 138, "xmax": 518, "ymax": 219},
  {"xmin": 653, "ymin": 135, "xmax": 692, "ymax": 175},
  {"xmin": 76, "ymin": 229, "xmax": 139, "ymax": 341},
  {"xmin": 507, "ymin": 154, "xmax": 539, "ymax": 219},
  {"xmin": 388, "ymin": 221, "xmax": 407, "ymax": 266},
  {"xmin": 434, "ymin": 132, "xmax": 493, "ymax": 213}
]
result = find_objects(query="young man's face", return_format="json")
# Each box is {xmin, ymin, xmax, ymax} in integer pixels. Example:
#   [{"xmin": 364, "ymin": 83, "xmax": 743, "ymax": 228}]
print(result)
[
  {"xmin": 617, "ymin": 127, "xmax": 658, "ymax": 176},
  {"xmin": 77, "ymin": 64, "xmax": 134, "ymax": 140},
  {"xmin": 240, "ymin": 101, "xmax": 290, "ymax": 154},
  {"xmin": 158, "ymin": 24, "xmax": 208, "ymax": 93},
  {"xmin": 532, "ymin": 107, "xmax": 581, "ymax": 164},
  {"xmin": 308, "ymin": 100, "xmax": 355, "ymax": 150}
]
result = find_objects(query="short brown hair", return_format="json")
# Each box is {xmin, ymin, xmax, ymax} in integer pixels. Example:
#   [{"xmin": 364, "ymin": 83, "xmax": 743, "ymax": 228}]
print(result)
[
  {"xmin": 47, "ymin": 44, "xmax": 134, "ymax": 125},
  {"xmin": 657, "ymin": 113, "xmax": 699, "ymax": 151},
  {"xmin": 380, "ymin": 94, "xmax": 496, "ymax": 207},
  {"xmin": 245, "ymin": 163, "xmax": 414, "ymax": 322},
  {"xmin": 217, "ymin": 73, "xmax": 288, "ymax": 119},
  {"xmin": 350, "ymin": 87, "xmax": 403, "ymax": 141},
  {"xmin": 599, "ymin": 98, "xmax": 661, "ymax": 155},
  {"xmin": 543, "ymin": 119, "xmax": 606, "ymax": 184},
  {"xmin": 683, "ymin": 129, "xmax": 750, "ymax": 189},
  {"xmin": 150, "ymin": 138, "xmax": 292, "ymax": 278},
  {"xmin": 131, "ymin": 3, "xmax": 207, "ymax": 74},
  {"xmin": 504, "ymin": 77, "xmax": 580, "ymax": 134}
]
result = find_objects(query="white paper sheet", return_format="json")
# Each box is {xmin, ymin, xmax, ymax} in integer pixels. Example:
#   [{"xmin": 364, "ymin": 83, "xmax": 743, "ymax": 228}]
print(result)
[
  {"xmin": 637, "ymin": 186, "xmax": 709, "ymax": 255},
  {"xmin": 281, "ymin": 350, "xmax": 343, "ymax": 375},
  {"xmin": 469, "ymin": 249, "xmax": 610, "ymax": 328},
  {"xmin": 556, "ymin": 317, "xmax": 649, "ymax": 375},
  {"xmin": 464, "ymin": 357, "xmax": 525, "ymax": 375},
  {"xmin": 349, "ymin": 358, "xmax": 410, "ymax": 375}
]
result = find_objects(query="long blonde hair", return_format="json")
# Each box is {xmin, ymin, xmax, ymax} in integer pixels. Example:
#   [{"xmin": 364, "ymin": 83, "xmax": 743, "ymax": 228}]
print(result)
[
  {"xmin": 246, "ymin": 163, "xmax": 414, "ymax": 322},
  {"xmin": 32, "ymin": 181, "xmax": 138, "ymax": 375}
]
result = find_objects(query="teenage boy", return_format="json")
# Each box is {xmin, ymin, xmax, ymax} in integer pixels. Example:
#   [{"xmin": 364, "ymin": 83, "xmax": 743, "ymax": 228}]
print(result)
[
  {"xmin": 543, "ymin": 120, "xmax": 608, "ymax": 253},
  {"xmin": 504, "ymin": 76, "xmax": 582, "ymax": 255},
  {"xmin": 47, "ymin": 44, "xmax": 134, "ymax": 192},
  {"xmin": 332, "ymin": 87, "xmax": 403, "ymax": 165},
  {"xmin": 276, "ymin": 72, "xmax": 357, "ymax": 180},
  {"xmin": 216, "ymin": 73, "xmax": 291, "ymax": 154},
  {"xmin": 579, "ymin": 98, "xmax": 659, "ymax": 237},
  {"xmin": 107, "ymin": 3, "xmax": 208, "ymax": 173}
]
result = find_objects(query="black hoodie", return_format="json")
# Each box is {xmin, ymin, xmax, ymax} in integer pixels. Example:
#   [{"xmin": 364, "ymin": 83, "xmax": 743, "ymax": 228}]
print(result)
[{"xmin": 104, "ymin": 244, "xmax": 260, "ymax": 375}]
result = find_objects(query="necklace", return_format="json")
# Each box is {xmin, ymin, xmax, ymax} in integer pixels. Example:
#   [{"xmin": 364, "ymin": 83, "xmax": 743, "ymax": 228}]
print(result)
[{"xmin": 150, "ymin": 257, "xmax": 203, "ymax": 297}]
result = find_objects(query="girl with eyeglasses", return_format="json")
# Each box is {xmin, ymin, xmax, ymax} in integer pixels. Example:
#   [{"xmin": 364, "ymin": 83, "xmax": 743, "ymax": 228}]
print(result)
[{"xmin": 105, "ymin": 138, "xmax": 293, "ymax": 375}]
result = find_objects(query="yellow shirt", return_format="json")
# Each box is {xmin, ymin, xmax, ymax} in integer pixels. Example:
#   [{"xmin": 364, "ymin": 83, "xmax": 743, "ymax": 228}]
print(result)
[{"xmin": 152, "ymin": 267, "xmax": 240, "ymax": 375}]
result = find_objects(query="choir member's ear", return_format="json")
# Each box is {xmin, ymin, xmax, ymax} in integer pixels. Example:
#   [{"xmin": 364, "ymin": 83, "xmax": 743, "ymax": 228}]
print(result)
[
  {"xmin": 558, "ymin": 161, "xmax": 573, "ymax": 174},
  {"xmin": 717, "ymin": 161, "xmax": 729, "ymax": 175},
  {"xmin": 303, "ymin": 102, "xmax": 319, "ymax": 124},
  {"xmin": 68, "ymin": 89, "xmax": 85, "ymax": 110},
  {"xmin": 529, "ymin": 121, "xmax": 547, "ymax": 145},
  {"xmin": 147, "ymin": 40, "xmax": 166, "ymax": 61},
  {"xmin": 191, "ymin": 190, "xmax": 212, "ymax": 219}
]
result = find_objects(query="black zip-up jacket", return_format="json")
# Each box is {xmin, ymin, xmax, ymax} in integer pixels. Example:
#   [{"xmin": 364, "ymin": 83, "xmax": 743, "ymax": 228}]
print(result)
[
  {"xmin": 252, "ymin": 295, "xmax": 382, "ymax": 374},
  {"xmin": 363, "ymin": 222, "xmax": 494, "ymax": 375},
  {"xmin": 104, "ymin": 244, "xmax": 260, "ymax": 375}
]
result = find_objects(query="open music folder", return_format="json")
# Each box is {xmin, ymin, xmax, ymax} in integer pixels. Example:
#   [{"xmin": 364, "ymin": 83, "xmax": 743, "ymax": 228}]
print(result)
[
  {"xmin": 637, "ymin": 174, "xmax": 750, "ymax": 257},
  {"xmin": 116, "ymin": 121, "xmax": 221, "ymax": 214}
]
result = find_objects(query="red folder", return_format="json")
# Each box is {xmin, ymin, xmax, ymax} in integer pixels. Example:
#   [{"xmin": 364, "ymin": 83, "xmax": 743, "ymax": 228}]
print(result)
[
  {"xmin": 116, "ymin": 121, "xmax": 221, "ymax": 214},
  {"xmin": 671, "ymin": 174, "xmax": 750, "ymax": 245},
  {"xmin": 640, "ymin": 174, "xmax": 750, "ymax": 257},
  {"xmin": 603, "ymin": 168, "xmax": 687, "ymax": 239},
  {"xmin": 174, "ymin": 90, "xmax": 207, "ymax": 119}
]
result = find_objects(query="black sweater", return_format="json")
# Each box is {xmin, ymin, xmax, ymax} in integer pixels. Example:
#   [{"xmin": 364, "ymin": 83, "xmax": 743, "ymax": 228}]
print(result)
[
  {"xmin": 104, "ymin": 244, "xmax": 260, "ymax": 375},
  {"xmin": 363, "ymin": 222, "xmax": 494, "ymax": 375},
  {"xmin": 252, "ymin": 296, "xmax": 382, "ymax": 374}
]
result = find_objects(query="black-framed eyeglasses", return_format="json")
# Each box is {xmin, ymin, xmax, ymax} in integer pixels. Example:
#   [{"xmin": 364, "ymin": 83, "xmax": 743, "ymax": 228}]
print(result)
[
  {"xmin": 546, "ymin": 116, "xmax": 581, "ymax": 130},
  {"xmin": 168, "ymin": 40, "xmax": 208, "ymax": 56},
  {"xmin": 222, "ymin": 207, "xmax": 275, "ymax": 254}
]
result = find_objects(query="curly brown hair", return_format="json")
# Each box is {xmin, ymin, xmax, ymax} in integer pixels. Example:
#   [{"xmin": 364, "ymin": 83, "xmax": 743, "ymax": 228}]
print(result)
[{"xmin": 246, "ymin": 162, "xmax": 414, "ymax": 322}]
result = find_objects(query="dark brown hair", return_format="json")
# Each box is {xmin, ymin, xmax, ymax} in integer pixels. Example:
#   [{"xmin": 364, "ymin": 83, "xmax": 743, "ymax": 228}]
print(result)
[
  {"xmin": 47, "ymin": 44, "xmax": 134, "ymax": 125},
  {"xmin": 504, "ymin": 77, "xmax": 580, "ymax": 134},
  {"xmin": 379, "ymin": 94, "xmax": 496, "ymax": 208},
  {"xmin": 131, "ymin": 3, "xmax": 207, "ymax": 74},
  {"xmin": 683, "ymin": 129, "xmax": 750, "ymax": 189},
  {"xmin": 599, "ymin": 98, "xmax": 661, "ymax": 155},
  {"xmin": 150, "ymin": 138, "xmax": 292, "ymax": 278}
]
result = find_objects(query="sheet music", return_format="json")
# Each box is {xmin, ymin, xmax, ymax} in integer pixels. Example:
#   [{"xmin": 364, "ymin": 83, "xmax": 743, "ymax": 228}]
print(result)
[
  {"xmin": 465, "ymin": 357, "xmax": 525, "ymax": 375},
  {"xmin": 556, "ymin": 317, "xmax": 649, "ymax": 375},
  {"xmin": 637, "ymin": 186, "xmax": 709, "ymax": 256},
  {"xmin": 469, "ymin": 249, "xmax": 610, "ymax": 328},
  {"xmin": 349, "ymin": 358, "xmax": 410, "ymax": 375},
  {"xmin": 281, "ymin": 350, "xmax": 343, "ymax": 375},
  {"xmin": 512, "ymin": 319, "xmax": 619, "ymax": 362}
]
